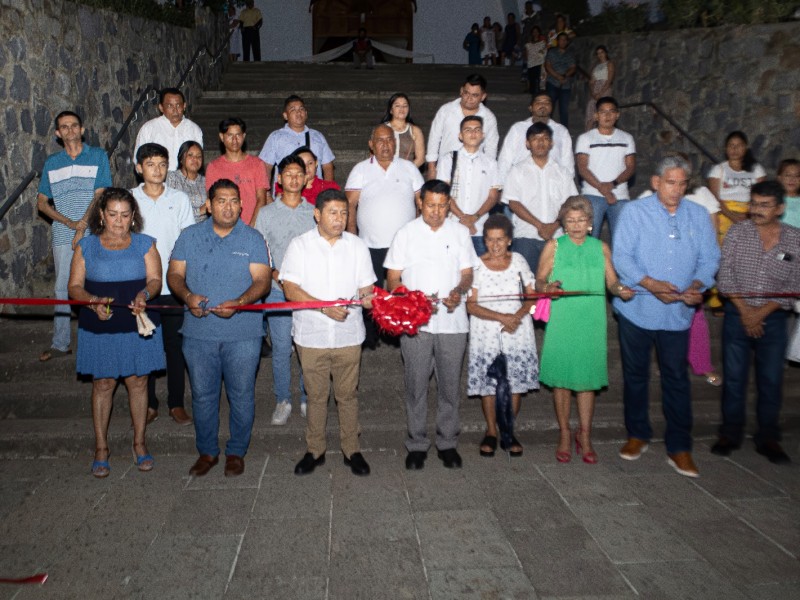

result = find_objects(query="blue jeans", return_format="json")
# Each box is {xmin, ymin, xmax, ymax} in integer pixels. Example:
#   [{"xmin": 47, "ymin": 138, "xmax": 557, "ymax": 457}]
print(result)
[
  {"xmin": 721, "ymin": 305, "xmax": 788, "ymax": 444},
  {"xmin": 512, "ymin": 237, "xmax": 545, "ymax": 277},
  {"xmin": 617, "ymin": 314, "xmax": 693, "ymax": 454},
  {"xmin": 586, "ymin": 195, "xmax": 629, "ymax": 241},
  {"xmin": 546, "ymin": 82, "xmax": 572, "ymax": 127},
  {"xmin": 471, "ymin": 236, "xmax": 487, "ymax": 257},
  {"xmin": 52, "ymin": 244, "xmax": 74, "ymax": 352},
  {"xmin": 183, "ymin": 337, "xmax": 261, "ymax": 457},
  {"xmin": 265, "ymin": 286, "xmax": 306, "ymax": 405}
]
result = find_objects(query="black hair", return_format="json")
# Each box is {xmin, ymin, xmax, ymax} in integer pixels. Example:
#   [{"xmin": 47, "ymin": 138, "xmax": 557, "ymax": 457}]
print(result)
[
  {"xmin": 54, "ymin": 110, "xmax": 82, "ymax": 129},
  {"xmin": 292, "ymin": 145, "xmax": 318, "ymax": 161},
  {"xmin": 526, "ymin": 122, "xmax": 553, "ymax": 140},
  {"xmin": 381, "ymin": 92, "xmax": 415, "ymax": 125},
  {"xmin": 89, "ymin": 188, "xmax": 143, "ymax": 234},
  {"xmin": 159, "ymin": 87, "xmax": 185, "ymax": 105},
  {"xmin": 725, "ymin": 131, "xmax": 758, "ymax": 173},
  {"xmin": 218, "ymin": 117, "xmax": 247, "ymax": 134},
  {"xmin": 464, "ymin": 73, "xmax": 487, "ymax": 91},
  {"xmin": 777, "ymin": 158, "xmax": 800, "ymax": 176},
  {"xmin": 278, "ymin": 154, "xmax": 306, "ymax": 173},
  {"xmin": 595, "ymin": 96, "xmax": 619, "ymax": 111},
  {"xmin": 208, "ymin": 178, "xmax": 241, "ymax": 201},
  {"xmin": 176, "ymin": 140, "xmax": 203, "ymax": 173},
  {"xmin": 316, "ymin": 188, "xmax": 348, "ymax": 211},
  {"xmin": 483, "ymin": 214, "xmax": 513, "ymax": 239},
  {"xmin": 283, "ymin": 94, "xmax": 305, "ymax": 110},
  {"xmin": 460, "ymin": 115, "xmax": 484, "ymax": 129},
  {"xmin": 136, "ymin": 142, "xmax": 169, "ymax": 165},
  {"xmin": 751, "ymin": 180, "xmax": 785, "ymax": 205},
  {"xmin": 595, "ymin": 45, "xmax": 610, "ymax": 59},
  {"xmin": 420, "ymin": 179, "xmax": 451, "ymax": 200}
]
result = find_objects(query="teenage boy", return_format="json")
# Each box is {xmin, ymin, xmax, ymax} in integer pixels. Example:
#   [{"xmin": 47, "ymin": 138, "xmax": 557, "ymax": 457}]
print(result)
[
  {"xmin": 254, "ymin": 155, "xmax": 316, "ymax": 425},
  {"xmin": 205, "ymin": 117, "xmax": 269, "ymax": 226},
  {"xmin": 131, "ymin": 143, "xmax": 195, "ymax": 425},
  {"xmin": 436, "ymin": 116, "xmax": 502, "ymax": 256}
]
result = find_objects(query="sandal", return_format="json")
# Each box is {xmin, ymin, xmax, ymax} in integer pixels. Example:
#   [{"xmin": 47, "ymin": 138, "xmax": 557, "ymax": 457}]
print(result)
[
  {"xmin": 132, "ymin": 445, "xmax": 155, "ymax": 472},
  {"xmin": 39, "ymin": 348, "xmax": 72, "ymax": 362},
  {"xmin": 500, "ymin": 436, "xmax": 523, "ymax": 457},
  {"xmin": 91, "ymin": 448, "xmax": 110, "ymax": 478},
  {"xmin": 479, "ymin": 435, "xmax": 497, "ymax": 457}
]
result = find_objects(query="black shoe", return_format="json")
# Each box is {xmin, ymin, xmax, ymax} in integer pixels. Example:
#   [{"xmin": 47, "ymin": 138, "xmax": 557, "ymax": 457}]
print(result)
[
  {"xmin": 437, "ymin": 448, "xmax": 462, "ymax": 469},
  {"xmin": 710, "ymin": 437, "xmax": 741, "ymax": 457},
  {"xmin": 405, "ymin": 450, "xmax": 427, "ymax": 470},
  {"xmin": 756, "ymin": 441, "xmax": 791, "ymax": 464},
  {"xmin": 294, "ymin": 452, "xmax": 325, "ymax": 475},
  {"xmin": 344, "ymin": 452, "xmax": 370, "ymax": 476}
]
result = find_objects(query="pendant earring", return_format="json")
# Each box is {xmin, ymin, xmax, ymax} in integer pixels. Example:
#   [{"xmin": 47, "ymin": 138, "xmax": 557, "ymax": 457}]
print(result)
[{"xmin": 588, "ymin": 226, "xmax": 593, "ymax": 232}]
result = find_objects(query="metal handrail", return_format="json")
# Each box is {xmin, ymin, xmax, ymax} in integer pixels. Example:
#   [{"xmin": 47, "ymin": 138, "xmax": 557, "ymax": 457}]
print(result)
[
  {"xmin": 620, "ymin": 101, "xmax": 719, "ymax": 165},
  {"xmin": 0, "ymin": 21, "xmax": 235, "ymax": 224}
]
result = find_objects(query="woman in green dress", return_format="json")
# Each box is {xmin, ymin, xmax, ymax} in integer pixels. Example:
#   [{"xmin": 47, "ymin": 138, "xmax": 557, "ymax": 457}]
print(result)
[{"xmin": 535, "ymin": 196, "xmax": 633, "ymax": 464}]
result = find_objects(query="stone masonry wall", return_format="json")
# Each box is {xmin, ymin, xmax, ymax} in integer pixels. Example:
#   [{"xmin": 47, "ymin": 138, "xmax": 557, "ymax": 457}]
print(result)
[
  {"xmin": 568, "ymin": 22, "xmax": 800, "ymax": 193},
  {"xmin": 0, "ymin": 0, "xmax": 227, "ymax": 306}
]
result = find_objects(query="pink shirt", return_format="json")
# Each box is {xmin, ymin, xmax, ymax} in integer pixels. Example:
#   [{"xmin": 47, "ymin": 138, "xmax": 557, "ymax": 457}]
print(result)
[{"xmin": 205, "ymin": 154, "xmax": 268, "ymax": 224}]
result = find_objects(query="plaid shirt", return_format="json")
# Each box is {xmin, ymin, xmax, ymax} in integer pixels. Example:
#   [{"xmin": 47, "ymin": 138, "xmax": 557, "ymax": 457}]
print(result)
[{"xmin": 718, "ymin": 220, "xmax": 800, "ymax": 310}]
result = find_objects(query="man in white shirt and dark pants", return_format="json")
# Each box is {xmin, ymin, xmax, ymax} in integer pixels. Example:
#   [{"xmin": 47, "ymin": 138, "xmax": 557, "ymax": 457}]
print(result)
[
  {"xmin": 386, "ymin": 180, "xmax": 480, "ymax": 471},
  {"xmin": 134, "ymin": 88, "xmax": 203, "ymax": 173},
  {"xmin": 282, "ymin": 190, "xmax": 377, "ymax": 477},
  {"xmin": 425, "ymin": 74, "xmax": 499, "ymax": 181},
  {"xmin": 503, "ymin": 122, "xmax": 578, "ymax": 275},
  {"xmin": 437, "ymin": 115, "xmax": 502, "ymax": 256}
]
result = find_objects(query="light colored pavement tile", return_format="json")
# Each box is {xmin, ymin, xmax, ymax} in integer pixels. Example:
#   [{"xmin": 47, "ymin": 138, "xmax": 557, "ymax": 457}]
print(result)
[
  {"xmin": 404, "ymin": 469, "xmax": 490, "ymax": 512},
  {"xmin": 725, "ymin": 497, "xmax": 800, "ymax": 557},
  {"xmin": 415, "ymin": 509, "xmax": 519, "ymax": 570},
  {"xmin": 428, "ymin": 566, "xmax": 538, "ymax": 600},
  {"xmin": 692, "ymin": 458, "xmax": 789, "ymax": 501},
  {"xmin": 619, "ymin": 560, "xmax": 751, "ymax": 600},
  {"xmin": 744, "ymin": 581, "xmax": 800, "ymax": 600},
  {"xmin": 224, "ymin": 575, "xmax": 328, "ymax": 600},
  {"xmin": 328, "ymin": 537, "xmax": 428, "ymax": 600},
  {"xmin": 162, "ymin": 489, "xmax": 256, "ymax": 536},
  {"xmin": 253, "ymin": 472, "xmax": 332, "ymax": 520}
]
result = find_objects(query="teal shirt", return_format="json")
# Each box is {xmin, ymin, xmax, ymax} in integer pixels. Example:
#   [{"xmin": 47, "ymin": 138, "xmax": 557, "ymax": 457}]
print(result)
[{"xmin": 781, "ymin": 196, "xmax": 800, "ymax": 228}]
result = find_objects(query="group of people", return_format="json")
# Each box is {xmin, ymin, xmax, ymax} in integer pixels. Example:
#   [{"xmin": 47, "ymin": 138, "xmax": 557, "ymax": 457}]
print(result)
[{"xmin": 35, "ymin": 69, "xmax": 799, "ymax": 482}]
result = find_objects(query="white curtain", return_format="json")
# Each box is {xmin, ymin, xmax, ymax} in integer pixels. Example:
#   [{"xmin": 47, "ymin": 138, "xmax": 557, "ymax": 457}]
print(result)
[{"xmin": 298, "ymin": 40, "xmax": 435, "ymax": 63}]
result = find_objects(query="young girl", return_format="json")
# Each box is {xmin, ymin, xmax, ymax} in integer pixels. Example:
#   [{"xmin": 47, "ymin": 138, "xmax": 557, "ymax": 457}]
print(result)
[
  {"xmin": 524, "ymin": 26, "xmax": 547, "ymax": 94},
  {"xmin": 778, "ymin": 158, "xmax": 800, "ymax": 228}
]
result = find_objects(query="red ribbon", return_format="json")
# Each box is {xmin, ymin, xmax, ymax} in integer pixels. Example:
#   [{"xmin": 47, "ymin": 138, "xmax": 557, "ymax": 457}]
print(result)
[{"xmin": 0, "ymin": 573, "xmax": 48, "ymax": 585}]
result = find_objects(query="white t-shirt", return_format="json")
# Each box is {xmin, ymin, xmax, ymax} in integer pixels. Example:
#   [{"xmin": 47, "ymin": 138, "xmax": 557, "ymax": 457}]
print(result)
[
  {"xmin": 384, "ymin": 217, "xmax": 480, "ymax": 334},
  {"xmin": 497, "ymin": 118, "xmax": 574, "ymax": 182},
  {"xmin": 131, "ymin": 184, "xmax": 195, "ymax": 291},
  {"xmin": 575, "ymin": 127, "xmax": 636, "ymax": 199},
  {"xmin": 281, "ymin": 228, "xmax": 376, "ymax": 349},
  {"xmin": 437, "ymin": 148, "xmax": 501, "ymax": 233},
  {"xmin": 502, "ymin": 157, "xmax": 577, "ymax": 240},
  {"xmin": 345, "ymin": 156, "xmax": 424, "ymax": 248},
  {"xmin": 707, "ymin": 161, "xmax": 766, "ymax": 204}
]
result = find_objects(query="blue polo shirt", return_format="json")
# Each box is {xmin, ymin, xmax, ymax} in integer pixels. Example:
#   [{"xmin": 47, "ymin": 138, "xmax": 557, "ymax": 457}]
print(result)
[
  {"xmin": 171, "ymin": 219, "xmax": 271, "ymax": 341},
  {"xmin": 612, "ymin": 194, "xmax": 720, "ymax": 331},
  {"xmin": 38, "ymin": 145, "xmax": 112, "ymax": 247}
]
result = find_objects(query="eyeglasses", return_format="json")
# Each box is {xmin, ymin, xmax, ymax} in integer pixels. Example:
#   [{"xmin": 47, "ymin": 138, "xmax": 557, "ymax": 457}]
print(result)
[
  {"xmin": 750, "ymin": 201, "xmax": 777, "ymax": 209},
  {"xmin": 564, "ymin": 218, "xmax": 588, "ymax": 225}
]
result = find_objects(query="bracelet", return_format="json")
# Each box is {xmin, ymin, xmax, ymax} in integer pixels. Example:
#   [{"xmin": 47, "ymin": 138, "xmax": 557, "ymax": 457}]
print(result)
[{"xmin": 140, "ymin": 289, "xmax": 151, "ymax": 301}]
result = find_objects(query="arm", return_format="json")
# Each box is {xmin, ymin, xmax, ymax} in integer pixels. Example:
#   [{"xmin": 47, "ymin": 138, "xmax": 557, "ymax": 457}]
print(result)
[
  {"xmin": 321, "ymin": 161, "xmax": 335, "ymax": 182},
  {"xmin": 533, "ymin": 239, "xmax": 561, "ymax": 293},
  {"xmin": 386, "ymin": 268, "xmax": 403, "ymax": 293},
  {"xmin": 72, "ymin": 186, "xmax": 107, "ymax": 248},
  {"xmin": 37, "ymin": 193, "xmax": 83, "ymax": 230},
  {"xmin": 211, "ymin": 262, "xmax": 271, "ymax": 318},
  {"xmin": 602, "ymin": 242, "xmax": 634, "ymax": 300},
  {"xmin": 576, "ymin": 153, "xmax": 615, "ymax": 204},
  {"xmin": 345, "ymin": 190, "xmax": 360, "ymax": 234},
  {"xmin": 467, "ymin": 281, "xmax": 534, "ymax": 333},
  {"xmin": 249, "ymin": 188, "xmax": 268, "ymax": 226},
  {"xmin": 167, "ymin": 259, "xmax": 209, "ymax": 318},
  {"xmin": 282, "ymin": 279, "xmax": 349, "ymax": 322},
  {"xmin": 131, "ymin": 243, "xmax": 163, "ymax": 315},
  {"xmin": 441, "ymin": 268, "xmax": 473, "ymax": 313},
  {"xmin": 67, "ymin": 246, "xmax": 113, "ymax": 321},
  {"xmin": 412, "ymin": 125, "xmax": 426, "ymax": 168},
  {"xmin": 459, "ymin": 188, "xmax": 500, "ymax": 234},
  {"xmin": 425, "ymin": 109, "xmax": 445, "ymax": 179},
  {"xmin": 604, "ymin": 61, "xmax": 615, "ymax": 90},
  {"xmin": 508, "ymin": 200, "xmax": 559, "ymax": 240},
  {"xmin": 707, "ymin": 175, "xmax": 745, "ymax": 224}
]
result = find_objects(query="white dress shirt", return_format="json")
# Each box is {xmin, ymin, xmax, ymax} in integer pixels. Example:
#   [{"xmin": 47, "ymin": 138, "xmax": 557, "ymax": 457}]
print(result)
[
  {"xmin": 425, "ymin": 98, "xmax": 499, "ymax": 164},
  {"xmin": 134, "ymin": 116, "xmax": 204, "ymax": 172},
  {"xmin": 437, "ymin": 148, "xmax": 501, "ymax": 233},
  {"xmin": 497, "ymin": 118, "xmax": 574, "ymax": 182}
]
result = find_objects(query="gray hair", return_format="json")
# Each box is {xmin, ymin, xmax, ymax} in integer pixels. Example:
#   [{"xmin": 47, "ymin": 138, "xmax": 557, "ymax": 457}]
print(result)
[
  {"xmin": 655, "ymin": 155, "xmax": 691, "ymax": 178},
  {"xmin": 558, "ymin": 195, "xmax": 594, "ymax": 224}
]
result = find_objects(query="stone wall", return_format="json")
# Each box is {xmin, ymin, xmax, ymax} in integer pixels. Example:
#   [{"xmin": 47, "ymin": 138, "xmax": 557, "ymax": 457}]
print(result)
[
  {"xmin": 0, "ymin": 0, "xmax": 227, "ymax": 305},
  {"xmin": 568, "ymin": 22, "xmax": 800, "ymax": 193}
]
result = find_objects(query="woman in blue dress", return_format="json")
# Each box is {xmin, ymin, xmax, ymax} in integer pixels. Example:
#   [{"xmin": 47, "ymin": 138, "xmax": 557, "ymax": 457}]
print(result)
[{"xmin": 68, "ymin": 188, "xmax": 165, "ymax": 478}]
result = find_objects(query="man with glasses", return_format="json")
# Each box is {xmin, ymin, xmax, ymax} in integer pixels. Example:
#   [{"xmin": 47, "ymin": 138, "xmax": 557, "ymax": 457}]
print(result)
[
  {"xmin": 575, "ymin": 96, "xmax": 636, "ymax": 240},
  {"xmin": 134, "ymin": 88, "xmax": 203, "ymax": 172},
  {"xmin": 426, "ymin": 74, "xmax": 499, "ymax": 181},
  {"xmin": 612, "ymin": 155, "xmax": 719, "ymax": 478},
  {"xmin": 713, "ymin": 181, "xmax": 800, "ymax": 464}
]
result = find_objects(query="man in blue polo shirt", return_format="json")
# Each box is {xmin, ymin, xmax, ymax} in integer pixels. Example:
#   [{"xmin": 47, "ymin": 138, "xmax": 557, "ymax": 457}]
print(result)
[
  {"xmin": 167, "ymin": 179, "xmax": 272, "ymax": 478},
  {"xmin": 37, "ymin": 110, "xmax": 112, "ymax": 362}
]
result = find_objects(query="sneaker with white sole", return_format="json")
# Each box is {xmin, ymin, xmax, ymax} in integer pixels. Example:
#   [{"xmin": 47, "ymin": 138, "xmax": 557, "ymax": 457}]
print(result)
[
  {"xmin": 271, "ymin": 401, "xmax": 292, "ymax": 425},
  {"xmin": 300, "ymin": 403, "xmax": 307, "ymax": 418}
]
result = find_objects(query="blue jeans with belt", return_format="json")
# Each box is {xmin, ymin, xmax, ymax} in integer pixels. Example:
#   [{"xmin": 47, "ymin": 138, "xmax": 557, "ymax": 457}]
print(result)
[
  {"xmin": 617, "ymin": 314, "xmax": 693, "ymax": 454},
  {"xmin": 720, "ymin": 305, "xmax": 788, "ymax": 444}
]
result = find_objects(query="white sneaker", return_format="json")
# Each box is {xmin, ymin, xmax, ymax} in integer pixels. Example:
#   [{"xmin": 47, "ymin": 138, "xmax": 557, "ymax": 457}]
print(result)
[
  {"xmin": 300, "ymin": 403, "xmax": 307, "ymax": 418},
  {"xmin": 271, "ymin": 401, "xmax": 292, "ymax": 425}
]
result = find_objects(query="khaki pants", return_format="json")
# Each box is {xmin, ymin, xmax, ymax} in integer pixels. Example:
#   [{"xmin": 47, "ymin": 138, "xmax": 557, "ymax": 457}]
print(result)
[{"xmin": 297, "ymin": 345, "xmax": 362, "ymax": 458}]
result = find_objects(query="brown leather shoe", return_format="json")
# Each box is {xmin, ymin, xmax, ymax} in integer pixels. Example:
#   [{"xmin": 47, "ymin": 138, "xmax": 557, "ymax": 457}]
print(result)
[
  {"xmin": 146, "ymin": 408, "xmax": 159, "ymax": 425},
  {"xmin": 189, "ymin": 454, "xmax": 219, "ymax": 477},
  {"xmin": 224, "ymin": 455, "xmax": 245, "ymax": 477},
  {"xmin": 667, "ymin": 451, "xmax": 700, "ymax": 478},
  {"xmin": 169, "ymin": 407, "xmax": 193, "ymax": 426},
  {"xmin": 619, "ymin": 438, "xmax": 649, "ymax": 461}
]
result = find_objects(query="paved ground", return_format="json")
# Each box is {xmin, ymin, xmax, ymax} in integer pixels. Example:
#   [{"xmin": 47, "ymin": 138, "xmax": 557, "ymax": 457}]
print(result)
[{"xmin": 0, "ymin": 315, "xmax": 799, "ymax": 599}]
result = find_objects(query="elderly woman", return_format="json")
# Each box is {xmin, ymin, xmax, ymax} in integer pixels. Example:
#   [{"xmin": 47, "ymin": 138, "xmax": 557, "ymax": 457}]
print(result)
[
  {"xmin": 466, "ymin": 214, "xmax": 539, "ymax": 457},
  {"xmin": 536, "ymin": 196, "xmax": 633, "ymax": 463},
  {"xmin": 166, "ymin": 140, "xmax": 207, "ymax": 223},
  {"xmin": 68, "ymin": 188, "xmax": 165, "ymax": 477},
  {"xmin": 380, "ymin": 93, "xmax": 426, "ymax": 168}
]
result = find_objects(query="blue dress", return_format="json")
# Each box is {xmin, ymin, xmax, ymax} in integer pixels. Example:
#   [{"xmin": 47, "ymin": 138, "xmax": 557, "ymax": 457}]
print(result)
[{"xmin": 76, "ymin": 233, "xmax": 165, "ymax": 379}]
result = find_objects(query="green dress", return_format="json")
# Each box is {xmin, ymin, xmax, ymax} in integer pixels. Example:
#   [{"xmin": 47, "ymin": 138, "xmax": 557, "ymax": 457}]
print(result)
[{"xmin": 539, "ymin": 235, "xmax": 607, "ymax": 391}]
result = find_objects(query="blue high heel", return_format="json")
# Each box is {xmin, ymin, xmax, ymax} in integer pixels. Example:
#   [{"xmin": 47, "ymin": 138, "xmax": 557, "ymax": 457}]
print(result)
[
  {"xmin": 92, "ymin": 448, "xmax": 110, "ymax": 478},
  {"xmin": 132, "ymin": 446, "xmax": 154, "ymax": 472}
]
